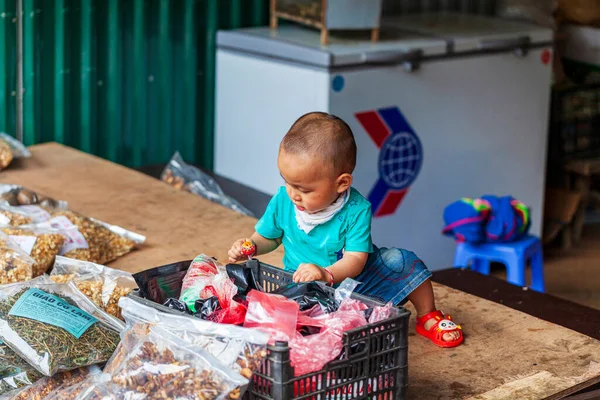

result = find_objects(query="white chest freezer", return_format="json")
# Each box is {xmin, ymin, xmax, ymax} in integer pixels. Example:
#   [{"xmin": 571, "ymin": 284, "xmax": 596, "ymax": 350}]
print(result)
[{"xmin": 214, "ymin": 13, "xmax": 553, "ymax": 270}]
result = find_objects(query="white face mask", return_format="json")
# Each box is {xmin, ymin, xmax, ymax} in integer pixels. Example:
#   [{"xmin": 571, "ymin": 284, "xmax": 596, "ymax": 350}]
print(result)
[{"xmin": 295, "ymin": 190, "xmax": 350, "ymax": 234}]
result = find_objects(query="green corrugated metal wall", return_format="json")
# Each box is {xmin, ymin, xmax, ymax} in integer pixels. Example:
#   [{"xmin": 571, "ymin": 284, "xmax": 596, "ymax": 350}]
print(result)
[
  {"xmin": 0, "ymin": 0, "xmax": 269, "ymax": 169},
  {"xmin": 0, "ymin": 0, "xmax": 497, "ymax": 169}
]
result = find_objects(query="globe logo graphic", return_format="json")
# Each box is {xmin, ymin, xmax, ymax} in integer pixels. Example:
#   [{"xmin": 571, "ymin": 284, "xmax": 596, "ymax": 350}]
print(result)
[{"xmin": 378, "ymin": 132, "xmax": 423, "ymax": 190}]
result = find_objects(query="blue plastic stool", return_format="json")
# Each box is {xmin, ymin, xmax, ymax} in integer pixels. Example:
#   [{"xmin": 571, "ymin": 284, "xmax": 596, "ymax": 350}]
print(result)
[{"xmin": 453, "ymin": 235, "xmax": 545, "ymax": 292}]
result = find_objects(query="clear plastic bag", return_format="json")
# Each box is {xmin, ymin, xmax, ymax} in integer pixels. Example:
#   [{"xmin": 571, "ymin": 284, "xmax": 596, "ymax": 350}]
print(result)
[
  {"xmin": 0, "ymin": 278, "xmax": 124, "ymax": 376},
  {"xmin": 0, "ymin": 133, "xmax": 30, "ymax": 159},
  {"xmin": 161, "ymin": 152, "xmax": 255, "ymax": 217},
  {"xmin": 180, "ymin": 254, "xmax": 222, "ymax": 312},
  {"xmin": 50, "ymin": 256, "xmax": 138, "ymax": 319},
  {"xmin": 179, "ymin": 254, "xmax": 246, "ymax": 324},
  {"xmin": 102, "ymin": 323, "xmax": 248, "ymax": 400},
  {"xmin": 0, "ymin": 340, "xmax": 44, "ymax": 395},
  {"xmin": 0, "ymin": 204, "xmax": 50, "ymax": 226},
  {"xmin": 44, "ymin": 373, "xmax": 114, "ymax": 400},
  {"xmin": 334, "ymin": 278, "xmax": 361, "ymax": 305},
  {"xmin": 368, "ymin": 302, "xmax": 399, "ymax": 324},
  {"xmin": 33, "ymin": 210, "xmax": 145, "ymax": 265},
  {"xmin": 1, "ymin": 226, "xmax": 65, "ymax": 277},
  {"xmin": 0, "ymin": 232, "xmax": 35, "ymax": 284},
  {"xmin": 120, "ymin": 296, "xmax": 269, "ymax": 380},
  {"xmin": 2, "ymin": 365, "xmax": 101, "ymax": 400},
  {"xmin": 496, "ymin": 0, "xmax": 556, "ymax": 28},
  {"xmin": 0, "ymin": 133, "xmax": 30, "ymax": 171},
  {"xmin": 0, "ymin": 184, "xmax": 68, "ymax": 209}
]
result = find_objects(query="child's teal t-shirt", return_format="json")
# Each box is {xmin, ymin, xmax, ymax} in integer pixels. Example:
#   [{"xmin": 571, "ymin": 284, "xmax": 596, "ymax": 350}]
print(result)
[{"xmin": 255, "ymin": 186, "xmax": 373, "ymax": 272}]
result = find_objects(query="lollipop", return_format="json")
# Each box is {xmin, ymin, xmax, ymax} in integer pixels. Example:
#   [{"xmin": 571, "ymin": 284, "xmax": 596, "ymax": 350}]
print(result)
[{"xmin": 241, "ymin": 240, "xmax": 256, "ymax": 259}]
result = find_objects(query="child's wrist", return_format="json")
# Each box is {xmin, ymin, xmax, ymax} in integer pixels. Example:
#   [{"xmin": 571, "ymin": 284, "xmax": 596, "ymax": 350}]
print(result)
[{"xmin": 322, "ymin": 268, "xmax": 335, "ymax": 286}]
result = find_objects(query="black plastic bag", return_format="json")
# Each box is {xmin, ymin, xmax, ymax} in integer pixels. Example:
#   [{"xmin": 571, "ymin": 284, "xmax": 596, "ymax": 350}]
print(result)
[
  {"xmin": 272, "ymin": 282, "xmax": 338, "ymax": 313},
  {"xmin": 163, "ymin": 298, "xmax": 189, "ymax": 313},
  {"xmin": 193, "ymin": 296, "xmax": 221, "ymax": 320},
  {"xmin": 226, "ymin": 260, "xmax": 264, "ymax": 296}
]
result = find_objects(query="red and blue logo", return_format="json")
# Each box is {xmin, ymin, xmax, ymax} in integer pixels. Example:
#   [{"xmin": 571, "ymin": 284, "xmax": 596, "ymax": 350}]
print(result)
[{"xmin": 355, "ymin": 106, "xmax": 423, "ymax": 218}]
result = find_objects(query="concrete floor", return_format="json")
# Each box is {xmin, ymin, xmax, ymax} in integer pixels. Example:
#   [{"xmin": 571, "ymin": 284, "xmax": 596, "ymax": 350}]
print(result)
[{"xmin": 492, "ymin": 223, "xmax": 600, "ymax": 310}]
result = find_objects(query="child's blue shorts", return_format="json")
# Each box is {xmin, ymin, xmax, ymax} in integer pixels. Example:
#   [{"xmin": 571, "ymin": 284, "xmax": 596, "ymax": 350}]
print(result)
[{"xmin": 353, "ymin": 246, "xmax": 432, "ymax": 305}]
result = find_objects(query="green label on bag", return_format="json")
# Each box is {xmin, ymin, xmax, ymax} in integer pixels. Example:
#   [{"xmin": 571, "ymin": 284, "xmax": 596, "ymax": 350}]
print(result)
[{"xmin": 8, "ymin": 288, "xmax": 97, "ymax": 339}]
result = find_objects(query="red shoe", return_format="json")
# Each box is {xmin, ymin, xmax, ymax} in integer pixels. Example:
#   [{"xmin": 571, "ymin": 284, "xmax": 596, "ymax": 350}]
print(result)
[{"xmin": 416, "ymin": 310, "xmax": 464, "ymax": 348}]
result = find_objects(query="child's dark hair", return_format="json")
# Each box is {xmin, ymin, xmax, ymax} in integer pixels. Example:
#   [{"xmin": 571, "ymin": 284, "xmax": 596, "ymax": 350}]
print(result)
[{"xmin": 280, "ymin": 112, "xmax": 357, "ymax": 175}]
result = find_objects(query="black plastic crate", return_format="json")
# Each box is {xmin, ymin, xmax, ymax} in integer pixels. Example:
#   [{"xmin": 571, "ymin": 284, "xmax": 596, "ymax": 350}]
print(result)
[
  {"xmin": 549, "ymin": 83, "xmax": 600, "ymax": 162},
  {"xmin": 130, "ymin": 259, "xmax": 410, "ymax": 400}
]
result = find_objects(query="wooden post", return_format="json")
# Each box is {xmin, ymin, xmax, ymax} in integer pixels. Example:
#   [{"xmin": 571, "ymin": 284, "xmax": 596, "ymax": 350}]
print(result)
[
  {"xmin": 320, "ymin": 28, "xmax": 329, "ymax": 45},
  {"xmin": 371, "ymin": 28, "xmax": 380, "ymax": 42},
  {"xmin": 320, "ymin": 0, "xmax": 328, "ymax": 45},
  {"xmin": 270, "ymin": 0, "xmax": 277, "ymax": 30}
]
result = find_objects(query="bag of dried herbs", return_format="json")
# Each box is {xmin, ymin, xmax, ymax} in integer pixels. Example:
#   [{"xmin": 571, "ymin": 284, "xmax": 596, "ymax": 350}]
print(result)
[
  {"xmin": 36, "ymin": 210, "xmax": 145, "ymax": 265},
  {"xmin": 1, "ymin": 365, "xmax": 102, "ymax": 400},
  {"xmin": 0, "ymin": 338, "xmax": 43, "ymax": 395},
  {"xmin": 0, "ymin": 226, "xmax": 64, "ymax": 277},
  {"xmin": 120, "ymin": 296, "xmax": 269, "ymax": 381},
  {"xmin": 50, "ymin": 256, "xmax": 138, "ymax": 320},
  {"xmin": 0, "ymin": 279, "xmax": 123, "ymax": 376},
  {"xmin": 0, "ymin": 133, "xmax": 31, "ymax": 171},
  {"xmin": 0, "ymin": 184, "xmax": 68, "ymax": 209},
  {"xmin": 102, "ymin": 323, "xmax": 248, "ymax": 400},
  {"xmin": 0, "ymin": 232, "xmax": 35, "ymax": 284}
]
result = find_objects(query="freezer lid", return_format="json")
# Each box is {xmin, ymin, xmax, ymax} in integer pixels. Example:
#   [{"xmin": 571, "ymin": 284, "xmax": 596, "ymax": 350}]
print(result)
[
  {"xmin": 382, "ymin": 12, "xmax": 553, "ymax": 53},
  {"xmin": 216, "ymin": 25, "xmax": 447, "ymax": 68}
]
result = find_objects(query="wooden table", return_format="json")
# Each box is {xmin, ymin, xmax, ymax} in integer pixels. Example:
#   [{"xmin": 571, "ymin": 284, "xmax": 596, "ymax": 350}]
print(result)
[
  {"xmin": 4, "ymin": 143, "xmax": 600, "ymax": 400},
  {"xmin": 1, "ymin": 143, "xmax": 285, "ymax": 272}
]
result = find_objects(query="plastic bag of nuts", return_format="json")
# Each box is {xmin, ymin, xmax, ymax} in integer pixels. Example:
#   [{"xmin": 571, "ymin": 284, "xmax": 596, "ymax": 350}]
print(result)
[
  {"xmin": 0, "ymin": 227, "xmax": 65, "ymax": 277},
  {"xmin": 0, "ymin": 203, "xmax": 57, "ymax": 227},
  {"xmin": 43, "ymin": 373, "xmax": 114, "ymax": 400},
  {"xmin": 1, "ymin": 365, "xmax": 102, "ymax": 400},
  {"xmin": 161, "ymin": 152, "xmax": 254, "ymax": 217},
  {"xmin": 101, "ymin": 323, "xmax": 248, "ymax": 400},
  {"xmin": 120, "ymin": 297, "xmax": 269, "ymax": 381},
  {"xmin": 0, "ymin": 133, "xmax": 31, "ymax": 172},
  {"xmin": 0, "ymin": 205, "xmax": 45, "ymax": 227},
  {"xmin": 0, "ymin": 232, "xmax": 35, "ymax": 284},
  {"xmin": 50, "ymin": 256, "xmax": 138, "ymax": 320},
  {"xmin": 0, "ymin": 184, "xmax": 68, "ymax": 209},
  {"xmin": 35, "ymin": 211, "xmax": 145, "ymax": 265}
]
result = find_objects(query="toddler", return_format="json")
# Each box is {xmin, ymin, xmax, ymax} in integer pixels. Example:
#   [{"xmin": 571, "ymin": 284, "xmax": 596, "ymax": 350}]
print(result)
[{"xmin": 229, "ymin": 112, "xmax": 463, "ymax": 347}]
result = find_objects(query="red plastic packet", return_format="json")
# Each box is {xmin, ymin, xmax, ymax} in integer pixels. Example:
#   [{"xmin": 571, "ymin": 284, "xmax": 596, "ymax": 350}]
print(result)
[
  {"xmin": 244, "ymin": 290, "xmax": 299, "ymax": 343},
  {"xmin": 290, "ymin": 308, "xmax": 367, "ymax": 376}
]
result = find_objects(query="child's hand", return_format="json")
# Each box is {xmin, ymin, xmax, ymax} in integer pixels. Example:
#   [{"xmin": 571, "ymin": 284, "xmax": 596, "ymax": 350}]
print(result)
[
  {"xmin": 293, "ymin": 263, "xmax": 328, "ymax": 283},
  {"xmin": 228, "ymin": 238, "xmax": 254, "ymax": 263}
]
